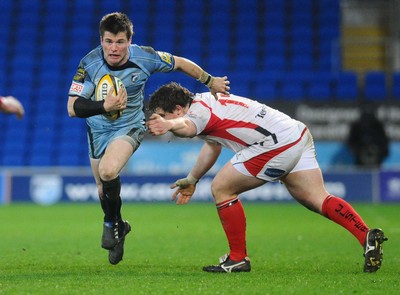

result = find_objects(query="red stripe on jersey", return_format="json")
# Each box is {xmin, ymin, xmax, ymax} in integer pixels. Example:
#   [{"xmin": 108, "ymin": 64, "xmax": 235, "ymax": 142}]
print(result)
[
  {"xmin": 243, "ymin": 127, "xmax": 308, "ymax": 176},
  {"xmin": 196, "ymin": 101, "xmax": 260, "ymax": 147}
]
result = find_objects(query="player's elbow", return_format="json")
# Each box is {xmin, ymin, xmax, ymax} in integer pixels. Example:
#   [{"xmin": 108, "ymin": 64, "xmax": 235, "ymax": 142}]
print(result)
[{"xmin": 67, "ymin": 96, "xmax": 77, "ymax": 118}]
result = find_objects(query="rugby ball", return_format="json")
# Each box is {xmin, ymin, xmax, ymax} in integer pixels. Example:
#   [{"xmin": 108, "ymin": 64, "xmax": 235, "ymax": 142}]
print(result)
[{"xmin": 95, "ymin": 74, "xmax": 125, "ymax": 120}]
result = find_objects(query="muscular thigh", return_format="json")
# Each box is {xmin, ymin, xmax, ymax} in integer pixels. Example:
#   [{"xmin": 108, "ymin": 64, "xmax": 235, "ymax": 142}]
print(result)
[
  {"xmin": 99, "ymin": 138, "xmax": 135, "ymax": 180},
  {"xmin": 281, "ymin": 168, "xmax": 329, "ymax": 212},
  {"xmin": 212, "ymin": 161, "xmax": 266, "ymax": 203}
]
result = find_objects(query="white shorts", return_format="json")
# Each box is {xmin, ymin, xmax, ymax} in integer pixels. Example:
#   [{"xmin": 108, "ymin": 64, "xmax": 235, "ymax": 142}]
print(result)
[{"xmin": 232, "ymin": 127, "xmax": 319, "ymax": 182}]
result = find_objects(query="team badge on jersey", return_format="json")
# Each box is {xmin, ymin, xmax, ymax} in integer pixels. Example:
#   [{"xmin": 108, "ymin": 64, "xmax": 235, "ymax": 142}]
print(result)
[
  {"xmin": 131, "ymin": 73, "xmax": 139, "ymax": 83},
  {"xmin": 73, "ymin": 67, "xmax": 86, "ymax": 83},
  {"xmin": 157, "ymin": 51, "xmax": 173, "ymax": 65}
]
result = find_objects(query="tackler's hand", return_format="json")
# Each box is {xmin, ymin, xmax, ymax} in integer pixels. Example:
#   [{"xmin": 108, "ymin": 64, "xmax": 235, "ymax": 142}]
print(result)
[
  {"xmin": 147, "ymin": 113, "xmax": 172, "ymax": 136},
  {"xmin": 209, "ymin": 76, "xmax": 230, "ymax": 99},
  {"xmin": 170, "ymin": 175, "xmax": 198, "ymax": 205}
]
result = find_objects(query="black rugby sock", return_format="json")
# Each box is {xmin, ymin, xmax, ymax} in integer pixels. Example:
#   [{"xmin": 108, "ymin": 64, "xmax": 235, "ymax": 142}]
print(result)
[{"xmin": 101, "ymin": 176, "xmax": 121, "ymax": 223}]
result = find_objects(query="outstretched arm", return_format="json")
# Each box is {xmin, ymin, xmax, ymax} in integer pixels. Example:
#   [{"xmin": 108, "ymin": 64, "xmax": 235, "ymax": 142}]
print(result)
[
  {"xmin": 171, "ymin": 141, "xmax": 222, "ymax": 205},
  {"xmin": 173, "ymin": 56, "xmax": 230, "ymax": 97},
  {"xmin": 147, "ymin": 113, "xmax": 197, "ymax": 138},
  {"xmin": 0, "ymin": 96, "xmax": 24, "ymax": 119}
]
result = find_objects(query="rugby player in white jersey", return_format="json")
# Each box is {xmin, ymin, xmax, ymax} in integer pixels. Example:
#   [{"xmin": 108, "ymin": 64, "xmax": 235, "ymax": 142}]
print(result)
[
  {"xmin": 147, "ymin": 82, "xmax": 387, "ymax": 273},
  {"xmin": 67, "ymin": 12, "xmax": 230, "ymax": 265}
]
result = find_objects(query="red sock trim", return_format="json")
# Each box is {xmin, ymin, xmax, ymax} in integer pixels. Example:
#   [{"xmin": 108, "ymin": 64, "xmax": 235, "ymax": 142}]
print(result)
[{"xmin": 216, "ymin": 197, "xmax": 239, "ymax": 210}]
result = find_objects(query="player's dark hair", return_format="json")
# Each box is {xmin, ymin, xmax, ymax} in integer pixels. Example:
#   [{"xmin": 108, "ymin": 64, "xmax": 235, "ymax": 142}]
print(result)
[
  {"xmin": 148, "ymin": 82, "xmax": 194, "ymax": 114},
  {"xmin": 99, "ymin": 12, "xmax": 134, "ymax": 40}
]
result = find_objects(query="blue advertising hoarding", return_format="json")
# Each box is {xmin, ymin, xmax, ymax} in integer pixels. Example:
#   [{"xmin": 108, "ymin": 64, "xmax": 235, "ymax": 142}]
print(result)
[
  {"xmin": 0, "ymin": 173, "xmax": 4, "ymax": 204},
  {"xmin": 9, "ymin": 171, "xmax": 376, "ymax": 205},
  {"xmin": 380, "ymin": 171, "xmax": 400, "ymax": 202}
]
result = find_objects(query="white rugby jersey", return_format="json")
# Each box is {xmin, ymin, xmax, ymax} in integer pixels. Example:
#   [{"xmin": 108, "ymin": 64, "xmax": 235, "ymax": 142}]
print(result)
[{"xmin": 185, "ymin": 92, "xmax": 305, "ymax": 152}]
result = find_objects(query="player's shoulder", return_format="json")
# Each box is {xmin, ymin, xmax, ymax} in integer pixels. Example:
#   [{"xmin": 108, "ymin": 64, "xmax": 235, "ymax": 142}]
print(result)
[
  {"xmin": 130, "ymin": 44, "xmax": 174, "ymax": 66},
  {"xmin": 80, "ymin": 46, "xmax": 104, "ymax": 67},
  {"xmin": 129, "ymin": 44, "xmax": 157, "ymax": 57},
  {"xmin": 194, "ymin": 92, "xmax": 213, "ymax": 102}
]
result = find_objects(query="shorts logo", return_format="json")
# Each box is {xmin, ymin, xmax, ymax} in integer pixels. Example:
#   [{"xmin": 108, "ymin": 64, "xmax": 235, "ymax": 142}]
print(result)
[
  {"xmin": 157, "ymin": 51, "xmax": 172, "ymax": 65},
  {"xmin": 70, "ymin": 81, "xmax": 84, "ymax": 94},
  {"xmin": 264, "ymin": 168, "xmax": 286, "ymax": 178}
]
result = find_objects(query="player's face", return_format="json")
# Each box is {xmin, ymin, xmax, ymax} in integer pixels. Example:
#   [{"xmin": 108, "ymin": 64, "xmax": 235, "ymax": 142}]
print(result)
[{"xmin": 101, "ymin": 31, "xmax": 131, "ymax": 66}]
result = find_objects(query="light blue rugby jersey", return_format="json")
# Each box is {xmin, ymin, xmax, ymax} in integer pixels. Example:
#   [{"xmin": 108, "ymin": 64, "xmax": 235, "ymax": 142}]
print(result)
[{"xmin": 68, "ymin": 44, "xmax": 175, "ymax": 131}]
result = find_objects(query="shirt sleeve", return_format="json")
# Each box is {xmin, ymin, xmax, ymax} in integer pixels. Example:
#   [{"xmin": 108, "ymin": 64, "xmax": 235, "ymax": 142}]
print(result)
[
  {"xmin": 68, "ymin": 62, "xmax": 96, "ymax": 99},
  {"xmin": 135, "ymin": 46, "xmax": 175, "ymax": 74},
  {"xmin": 184, "ymin": 100, "xmax": 212, "ymax": 135}
]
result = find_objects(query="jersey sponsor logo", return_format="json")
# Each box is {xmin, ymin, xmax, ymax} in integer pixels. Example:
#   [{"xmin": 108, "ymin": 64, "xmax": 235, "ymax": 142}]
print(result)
[
  {"xmin": 219, "ymin": 99, "xmax": 249, "ymax": 108},
  {"xmin": 70, "ymin": 81, "xmax": 84, "ymax": 94},
  {"xmin": 157, "ymin": 51, "xmax": 173, "ymax": 65},
  {"xmin": 73, "ymin": 67, "xmax": 86, "ymax": 82}
]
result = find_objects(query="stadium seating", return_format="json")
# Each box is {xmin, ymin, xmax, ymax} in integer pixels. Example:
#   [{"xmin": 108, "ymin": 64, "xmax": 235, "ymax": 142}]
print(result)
[
  {"xmin": 392, "ymin": 72, "xmax": 400, "ymax": 99},
  {"xmin": 364, "ymin": 71, "xmax": 388, "ymax": 100},
  {"xmin": 0, "ymin": 0, "xmax": 395, "ymax": 167},
  {"xmin": 334, "ymin": 71, "xmax": 359, "ymax": 101}
]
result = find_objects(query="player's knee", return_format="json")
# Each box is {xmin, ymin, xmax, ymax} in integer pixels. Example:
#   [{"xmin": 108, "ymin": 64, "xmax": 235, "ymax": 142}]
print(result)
[
  {"xmin": 98, "ymin": 165, "xmax": 118, "ymax": 181},
  {"xmin": 210, "ymin": 181, "xmax": 227, "ymax": 202}
]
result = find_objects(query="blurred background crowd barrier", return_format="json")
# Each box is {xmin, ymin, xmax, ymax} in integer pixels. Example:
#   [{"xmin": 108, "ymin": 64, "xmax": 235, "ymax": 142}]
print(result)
[{"xmin": 0, "ymin": 0, "xmax": 399, "ymax": 203}]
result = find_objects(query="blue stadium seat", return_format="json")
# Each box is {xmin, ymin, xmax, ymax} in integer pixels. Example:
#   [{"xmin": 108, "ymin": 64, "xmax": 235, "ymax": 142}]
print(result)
[
  {"xmin": 318, "ymin": 26, "xmax": 339, "ymax": 41},
  {"xmin": 264, "ymin": 40, "xmax": 286, "ymax": 55},
  {"xmin": 29, "ymin": 154, "xmax": 53, "ymax": 166},
  {"xmin": 265, "ymin": 10, "xmax": 285, "ymax": 27},
  {"xmin": 290, "ymin": 40, "xmax": 313, "ymax": 55},
  {"xmin": 265, "ymin": 0, "xmax": 285, "ymax": 10},
  {"xmin": 391, "ymin": 72, "xmax": 400, "ymax": 99},
  {"xmin": 253, "ymin": 82, "xmax": 278, "ymax": 101},
  {"xmin": 2, "ymin": 154, "xmax": 25, "ymax": 166},
  {"xmin": 289, "ymin": 54, "xmax": 314, "ymax": 71},
  {"xmin": 263, "ymin": 54, "xmax": 286, "ymax": 72},
  {"xmin": 207, "ymin": 55, "xmax": 229, "ymax": 73},
  {"xmin": 264, "ymin": 26, "xmax": 286, "ymax": 43},
  {"xmin": 56, "ymin": 153, "xmax": 83, "ymax": 166},
  {"xmin": 235, "ymin": 27, "xmax": 258, "ymax": 55},
  {"xmin": 3, "ymin": 140, "xmax": 26, "ymax": 156},
  {"xmin": 291, "ymin": 26, "xmax": 314, "ymax": 42},
  {"xmin": 318, "ymin": 10, "xmax": 339, "ymax": 29},
  {"xmin": 233, "ymin": 55, "xmax": 258, "ymax": 72},
  {"xmin": 290, "ymin": 10, "xmax": 312, "ymax": 27},
  {"xmin": 307, "ymin": 81, "xmax": 333, "ymax": 101},
  {"xmin": 279, "ymin": 82, "xmax": 305, "ymax": 101},
  {"xmin": 279, "ymin": 72, "xmax": 307, "ymax": 101},
  {"xmin": 334, "ymin": 71, "xmax": 359, "ymax": 101},
  {"xmin": 364, "ymin": 71, "xmax": 388, "ymax": 100},
  {"xmin": 307, "ymin": 72, "xmax": 333, "ymax": 101},
  {"xmin": 228, "ymin": 72, "xmax": 252, "ymax": 96}
]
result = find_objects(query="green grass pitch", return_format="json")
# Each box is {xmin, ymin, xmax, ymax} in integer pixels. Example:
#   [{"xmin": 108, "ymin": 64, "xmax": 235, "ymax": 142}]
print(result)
[{"xmin": 0, "ymin": 202, "xmax": 399, "ymax": 294}]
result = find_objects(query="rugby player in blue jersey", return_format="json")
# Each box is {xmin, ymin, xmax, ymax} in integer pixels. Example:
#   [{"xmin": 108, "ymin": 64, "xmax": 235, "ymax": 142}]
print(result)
[{"xmin": 67, "ymin": 12, "xmax": 230, "ymax": 265}]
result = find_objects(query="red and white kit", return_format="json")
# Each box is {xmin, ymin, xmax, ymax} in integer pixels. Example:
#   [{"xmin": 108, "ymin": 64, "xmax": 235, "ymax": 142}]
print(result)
[{"xmin": 185, "ymin": 92, "xmax": 319, "ymax": 181}]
